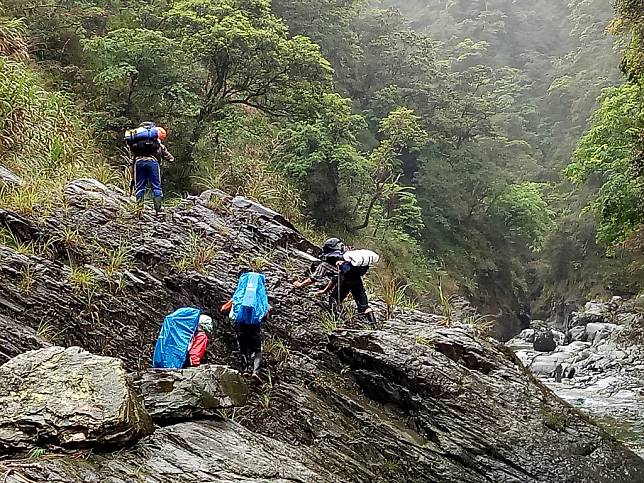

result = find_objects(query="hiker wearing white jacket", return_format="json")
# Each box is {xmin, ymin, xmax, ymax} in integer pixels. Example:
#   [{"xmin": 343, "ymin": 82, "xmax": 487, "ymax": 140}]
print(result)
[{"xmin": 293, "ymin": 238, "xmax": 378, "ymax": 325}]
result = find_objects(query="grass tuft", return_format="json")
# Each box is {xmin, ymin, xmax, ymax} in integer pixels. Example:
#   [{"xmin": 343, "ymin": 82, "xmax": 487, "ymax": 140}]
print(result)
[
  {"xmin": 18, "ymin": 264, "xmax": 35, "ymax": 294},
  {"xmin": 172, "ymin": 231, "xmax": 217, "ymax": 274},
  {"xmin": 69, "ymin": 266, "xmax": 97, "ymax": 292},
  {"xmin": 264, "ymin": 337, "xmax": 290, "ymax": 366}
]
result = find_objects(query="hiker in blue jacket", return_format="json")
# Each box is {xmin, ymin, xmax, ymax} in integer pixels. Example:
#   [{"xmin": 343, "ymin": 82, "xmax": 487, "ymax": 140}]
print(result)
[{"xmin": 221, "ymin": 272, "xmax": 270, "ymax": 378}]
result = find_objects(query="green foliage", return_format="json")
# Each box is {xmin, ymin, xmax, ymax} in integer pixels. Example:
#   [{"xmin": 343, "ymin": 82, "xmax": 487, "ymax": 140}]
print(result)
[
  {"xmin": 611, "ymin": 0, "xmax": 644, "ymax": 81},
  {"xmin": 164, "ymin": 0, "xmax": 334, "ymax": 165},
  {"xmin": 0, "ymin": 16, "xmax": 28, "ymax": 60},
  {"xmin": 272, "ymin": 94, "xmax": 367, "ymax": 224},
  {"xmin": 566, "ymin": 84, "xmax": 644, "ymax": 246},
  {"xmin": 492, "ymin": 183, "xmax": 556, "ymax": 249},
  {"xmin": 83, "ymin": 28, "xmax": 188, "ymax": 137},
  {"xmin": 2, "ymin": 0, "xmax": 631, "ymax": 314},
  {"xmin": 0, "ymin": 21, "xmax": 113, "ymax": 215},
  {"xmin": 26, "ymin": 447, "xmax": 48, "ymax": 459}
]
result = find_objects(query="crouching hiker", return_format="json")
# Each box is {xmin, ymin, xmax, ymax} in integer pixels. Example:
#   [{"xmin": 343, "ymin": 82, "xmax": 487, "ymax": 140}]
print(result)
[
  {"xmin": 152, "ymin": 307, "xmax": 212, "ymax": 369},
  {"xmin": 221, "ymin": 272, "xmax": 270, "ymax": 379},
  {"xmin": 186, "ymin": 314, "xmax": 213, "ymax": 367},
  {"xmin": 294, "ymin": 237, "xmax": 378, "ymax": 326}
]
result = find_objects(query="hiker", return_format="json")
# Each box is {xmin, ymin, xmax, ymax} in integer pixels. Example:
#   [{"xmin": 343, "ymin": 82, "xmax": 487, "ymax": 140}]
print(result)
[
  {"xmin": 185, "ymin": 314, "xmax": 213, "ymax": 367},
  {"xmin": 221, "ymin": 272, "xmax": 270, "ymax": 378},
  {"xmin": 125, "ymin": 121, "xmax": 174, "ymax": 214},
  {"xmin": 153, "ymin": 307, "xmax": 207, "ymax": 369},
  {"xmin": 293, "ymin": 237, "xmax": 378, "ymax": 325}
]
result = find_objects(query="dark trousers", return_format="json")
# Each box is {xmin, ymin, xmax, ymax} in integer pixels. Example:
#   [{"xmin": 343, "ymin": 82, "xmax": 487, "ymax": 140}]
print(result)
[
  {"xmin": 236, "ymin": 323, "xmax": 262, "ymax": 373},
  {"xmin": 237, "ymin": 324, "xmax": 261, "ymax": 358},
  {"xmin": 134, "ymin": 157, "xmax": 162, "ymax": 200},
  {"xmin": 329, "ymin": 276, "xmax": 370, "ymax": 313}
]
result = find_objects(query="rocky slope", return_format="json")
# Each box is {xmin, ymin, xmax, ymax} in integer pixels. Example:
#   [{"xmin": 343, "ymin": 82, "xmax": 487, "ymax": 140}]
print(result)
[
  {"xmin": 509, "ymin": 299, "xmax": 644, "ymax": 458},
  {"xmin": 1, "ymin": 177, "xmax": 644, "ymax": 482}
]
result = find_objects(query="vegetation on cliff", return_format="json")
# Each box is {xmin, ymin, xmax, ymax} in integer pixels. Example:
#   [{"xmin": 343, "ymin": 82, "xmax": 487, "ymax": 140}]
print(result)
[{"xmin": 0, "ymin": 0, "xmax": 641, "ymax": 318}]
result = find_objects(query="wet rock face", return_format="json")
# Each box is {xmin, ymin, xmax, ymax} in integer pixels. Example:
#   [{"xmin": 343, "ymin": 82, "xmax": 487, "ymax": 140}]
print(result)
[
  {"xmin": 0, "ymin": 346, "xmax": 153, "ymax": 454},
  {"xmin": 3, "ymin": 420, "xmax": 337, "ymax": 483},
  {"xmin": 1, "ymin": 180, "xmax": 644, "ymax": 482},
  {"xmin": 328, "ymin": 322, "xmax": 644, "ymax": 483},
  {"xmin": 131, "ymin": 366, "xmax": 249, "ymax": 421},
  {"xmin": 0, "ymin": 179, "xmax": 321, "ymax": 370},
  {"xmin": 0, "ymin": 314, "xmax": 49, "ymax": 364}
]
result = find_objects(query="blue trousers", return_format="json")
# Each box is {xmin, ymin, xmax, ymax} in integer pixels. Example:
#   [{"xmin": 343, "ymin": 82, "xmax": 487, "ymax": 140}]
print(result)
[{"xmin": 134, "ymin": 157, "xmax": 162, "ymax": 200}]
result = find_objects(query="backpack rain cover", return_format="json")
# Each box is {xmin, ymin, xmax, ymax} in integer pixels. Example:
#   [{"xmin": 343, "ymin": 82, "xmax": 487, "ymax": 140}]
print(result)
[
  {"xmin": 232, "ymin": 272, "xmax": 269, "ymax": 325},
  {"xmin": 153, "ymin": 307, "xmax": 201, "ymax": 369}
]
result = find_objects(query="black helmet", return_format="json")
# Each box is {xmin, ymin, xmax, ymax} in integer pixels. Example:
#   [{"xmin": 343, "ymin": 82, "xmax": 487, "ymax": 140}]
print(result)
[
  {"xmin": 322, "ymin": 237, "xmax": 345, "ymax": 259},
  {"xmin": 139, "ymin": 121, "xmax": 156, "ymax": 129}
]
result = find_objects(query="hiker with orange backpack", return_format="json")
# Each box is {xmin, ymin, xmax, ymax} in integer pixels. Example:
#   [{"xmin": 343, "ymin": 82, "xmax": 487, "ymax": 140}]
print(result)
[
  {"xmin": 125, "ymin": 121, "xmax": 174, "ymax": 214},
  {"xmin": 294, "ymin": 237, "xmax": 379, "ymax": 325}
]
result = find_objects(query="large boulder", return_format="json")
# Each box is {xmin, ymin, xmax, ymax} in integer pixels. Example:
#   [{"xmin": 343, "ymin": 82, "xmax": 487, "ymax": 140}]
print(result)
[
  {"xmin": 0, "ymin": 346, "xmax": 153, "ymax": 454},
  {"xmin": 586, "ymin": 322, "xmax": 619, "ymax": 344},
  {"xmin": 534, "ymin": 329, "xmax": 557, "ymax": 352},
  {"xmin": 3, "ymin": 420, "xmax": 336, "ymax": 483},
  {"xmin": 132, "ymin": 365, "xmax": 249, "ymax": 420},
  {"xmin": 528, "ymin": 352, "xmax": 573, "ymax": 376},
  {"xmin": 571, "ymin": 301, "xmax": 613, "ymax": 327}
]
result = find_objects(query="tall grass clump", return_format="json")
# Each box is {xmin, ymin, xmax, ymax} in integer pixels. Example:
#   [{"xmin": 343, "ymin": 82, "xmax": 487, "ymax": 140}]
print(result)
[
  {"xmin": 0, "ymin": 27, "xmax": 114, "ymax": 215},
  {"xmin": 172, "ymin": 230, "xmax": 217, "ymax": 273},
  {"xmin": 194, "ymin": 111, "xmax": 307, "ymax": 225},
  {"xmin": 0, "ymin": 17, "xmax": 28, "ymax": 61},
  {"xmin": 371, "ymin": 264, "xmax": 413, "ymax": 319}
]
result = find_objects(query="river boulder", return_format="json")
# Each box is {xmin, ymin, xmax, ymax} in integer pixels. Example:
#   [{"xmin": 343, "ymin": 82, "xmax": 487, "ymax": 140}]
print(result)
[
  {"xmin": 534, "ymin": 329, "xmax": 557, "ymax": 352},
  {"xmin": 0, "ymin": 346, "xmax": 153, "ymax": 454}
]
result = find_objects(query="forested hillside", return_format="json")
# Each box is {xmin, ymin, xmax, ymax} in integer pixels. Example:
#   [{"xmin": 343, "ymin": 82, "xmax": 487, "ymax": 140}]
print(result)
[{"xmin": 0, "ymin": 0, "xmax": 640, "ymax": 336}]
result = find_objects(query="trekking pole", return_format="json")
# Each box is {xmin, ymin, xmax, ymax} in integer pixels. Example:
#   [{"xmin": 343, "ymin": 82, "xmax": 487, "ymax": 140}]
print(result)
[{"xmin": 337, "ymin": 266, "xmax": 341, "ymax": 320}]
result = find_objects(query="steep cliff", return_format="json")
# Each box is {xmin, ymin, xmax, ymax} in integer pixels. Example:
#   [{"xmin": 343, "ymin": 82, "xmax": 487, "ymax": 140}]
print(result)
[{"xmin": 1, "ymin": 178, "xmax": 643, "ymax": 482}]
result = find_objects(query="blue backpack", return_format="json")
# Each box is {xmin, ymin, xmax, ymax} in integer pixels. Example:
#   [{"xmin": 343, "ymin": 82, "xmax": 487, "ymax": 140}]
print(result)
[
  {"xmin": 152, "ymin": 307, "xmax": 201, "ymax": 369},
  {"xmin": 231, "ymin": 272, "xmax": 269, "ymax": 325}
]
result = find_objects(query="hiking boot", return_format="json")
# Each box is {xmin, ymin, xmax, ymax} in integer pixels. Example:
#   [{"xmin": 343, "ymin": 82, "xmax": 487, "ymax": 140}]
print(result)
[
  {"xmin": 153, "ymin": 196, "xmax": 163, "ymax": 214},
  {"xmin": 365, "ymin": 310, "xmax": 377, "ymax": 328}
]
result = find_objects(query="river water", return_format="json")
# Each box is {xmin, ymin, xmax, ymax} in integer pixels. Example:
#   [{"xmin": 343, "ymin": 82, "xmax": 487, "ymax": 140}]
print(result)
[
  {"xmin": 545, "ymin": 380, "xmax": 644, "ymax": 458},
  {"xmin": 509, "ymin": 339, "xmax": 644, "ymax": 458}
]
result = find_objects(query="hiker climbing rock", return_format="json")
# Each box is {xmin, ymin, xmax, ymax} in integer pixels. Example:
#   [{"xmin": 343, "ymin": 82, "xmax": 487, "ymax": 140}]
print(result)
[
  {"xmin": 294, "ymin": 237, "xmax": 379, "ymax": 326},
  {"xmin": 221, "ymin": 272, "xmax": 270, "ymax": 379},
  {"xmin": 152, "ymin": 307, "xmax": 211, "ymax": 369},
  {"xmin": 125, "ymin": 121, "xmax": 174, "ymax": 214}
]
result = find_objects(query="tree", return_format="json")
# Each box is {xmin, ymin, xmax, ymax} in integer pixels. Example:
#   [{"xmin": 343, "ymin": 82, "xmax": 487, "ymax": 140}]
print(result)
[
  {"xmin": 566, "ymin": 83, "xmax": 644, "ymax": 246},
  {"xmin": 272, "ymin": 94, "xmax": 367, "ymax": 225},
  {"xmin": 351, "ymin": 107, "xmax": 426, "ymax": 234},
  {"xmin": 83, "ymin": 28, "xmax": 190, "ymax": 139},
  {"xmin": 491, "ymin": 182, "xmax": 556, "ymax": 249},
  {"xmin": 165, "ymin": 0, "xmax": 334, "ymax": 164}
]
